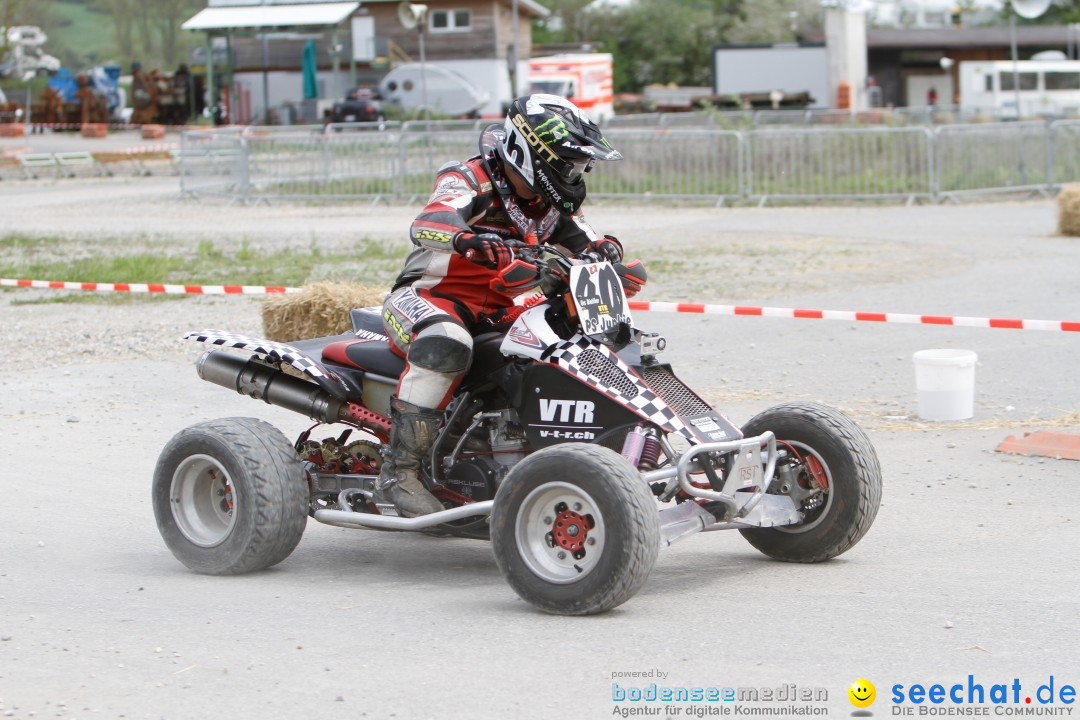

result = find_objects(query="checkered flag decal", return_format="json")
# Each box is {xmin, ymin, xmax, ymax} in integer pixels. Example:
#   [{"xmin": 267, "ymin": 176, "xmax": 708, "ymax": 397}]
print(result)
[
  {"xmin": 550, "ymin": 336, "xmax": 694, "ymax": 441},
  {"xmin": 185, "ymin": 329, "xmax": 348, "ymax": 391}
]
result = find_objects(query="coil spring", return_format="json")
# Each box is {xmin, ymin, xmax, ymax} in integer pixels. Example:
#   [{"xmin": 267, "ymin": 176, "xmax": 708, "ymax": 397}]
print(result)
[{"xmin": 638, "ymin": 436, "xmax": 661, "ymax": 471}]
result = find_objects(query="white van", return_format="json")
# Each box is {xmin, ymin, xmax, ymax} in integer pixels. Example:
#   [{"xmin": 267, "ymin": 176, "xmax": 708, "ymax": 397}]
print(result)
[{"xmin": 959, "ymin": 60, "xmax": 1080, "ymax": 118}]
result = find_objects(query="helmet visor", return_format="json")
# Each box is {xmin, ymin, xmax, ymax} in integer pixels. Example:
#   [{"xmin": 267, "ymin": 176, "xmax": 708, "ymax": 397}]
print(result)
[{"xmin": 560, "ymin": 158, "xmax": 594, "ymax": 184}]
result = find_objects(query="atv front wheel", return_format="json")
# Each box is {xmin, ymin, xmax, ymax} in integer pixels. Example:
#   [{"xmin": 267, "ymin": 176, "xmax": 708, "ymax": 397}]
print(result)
[
  {"xmin": 491, "ymin": 444, "xmax": 660, "ymax": 615},
  {"xmin": 152, "ymin": 417, "xmax": 308, "ymax": 574},
  {"xmin": 739, "ymin": 402, "xmax": 881, "ymax": 562}
]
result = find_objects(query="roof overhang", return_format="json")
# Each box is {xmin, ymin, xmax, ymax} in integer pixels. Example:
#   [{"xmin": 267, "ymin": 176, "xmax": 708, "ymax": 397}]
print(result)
[
  {"xmin": 182, "ymin": 2, "xmax": 360, "ymax": 31},
  {"xmin": 868, "ymin": 25, "xmax": 1077, "ymax": 50},
  {"xmin": 506, "ymin": 0, "xmax": 550, "ymax": 18}
]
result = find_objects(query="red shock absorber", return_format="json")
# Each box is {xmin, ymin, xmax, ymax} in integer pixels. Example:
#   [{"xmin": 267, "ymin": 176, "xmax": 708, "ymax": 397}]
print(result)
[{"xmin": 639, "ymin": 433, "xmax": 661, "ymax": 471}]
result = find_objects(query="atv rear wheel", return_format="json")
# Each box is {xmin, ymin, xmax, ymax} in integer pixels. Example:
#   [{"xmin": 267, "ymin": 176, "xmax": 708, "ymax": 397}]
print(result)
[
  {"xmin": 739, "ymin": 402, "xmax": 881, "ymax": 563},
  {"xmin": 153, "ymin": 417, "xmax": 308, "ymax": 574},
  {"xmin": 491, "ymin": 444, "xmax": 660, "ymax": 615}
]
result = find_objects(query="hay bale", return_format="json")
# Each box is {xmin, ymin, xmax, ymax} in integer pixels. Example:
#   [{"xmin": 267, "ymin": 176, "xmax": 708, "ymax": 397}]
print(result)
[
  {"xmin": 262, "ymin": 282, "xmax": 387, "ymax": 342},
  {"xmin": 1058, "ymin": 184, "xmax": 1080, "ymax": 237}
]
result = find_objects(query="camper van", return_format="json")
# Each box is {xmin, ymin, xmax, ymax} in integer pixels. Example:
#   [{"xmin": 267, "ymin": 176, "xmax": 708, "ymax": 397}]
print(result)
[
  {"xmin": 959, "ymin": 60, "xmax": 1080, "ymax": 118},
  {"xmin": 528, "ymin": 53, "xmax": 614, "ymax": 123}
]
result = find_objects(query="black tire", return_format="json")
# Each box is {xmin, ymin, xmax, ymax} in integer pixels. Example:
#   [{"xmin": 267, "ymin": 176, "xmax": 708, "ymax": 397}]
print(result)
[
  {"xmin": 491, "ymin": 444, "xmax": 660, "ymax": 615},
  {"xmin": 152, "ymin": 417, "xmax": 308, "ymax": 575},
  {"xmin": 739, "ymin": 402, "xmax": 881, "ymax": 563}
]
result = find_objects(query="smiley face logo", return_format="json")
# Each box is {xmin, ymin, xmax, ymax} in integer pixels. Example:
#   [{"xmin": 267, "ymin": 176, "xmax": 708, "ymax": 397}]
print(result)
[{"xmin": 848, "ymin": 679, "xmax": 876, "ymax": 708}]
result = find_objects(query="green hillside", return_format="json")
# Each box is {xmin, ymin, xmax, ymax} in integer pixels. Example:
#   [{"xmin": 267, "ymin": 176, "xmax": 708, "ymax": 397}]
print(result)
[
  {"xmin": 3, "ymin": 0, "xmax": 202, "ymax": 74},
  {"xmin": 47, "ymin": 0, "xmax": 120, "ymax": 68}
]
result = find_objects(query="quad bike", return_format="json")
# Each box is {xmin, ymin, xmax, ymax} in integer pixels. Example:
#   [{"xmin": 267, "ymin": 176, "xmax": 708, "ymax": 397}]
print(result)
[{"xmin": 153, "ymin": 244, "xmax": 882, "ymax": 615}]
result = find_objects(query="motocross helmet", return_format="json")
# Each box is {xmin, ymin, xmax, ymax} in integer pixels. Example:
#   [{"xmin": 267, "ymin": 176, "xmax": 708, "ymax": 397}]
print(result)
[{"xmin": 495, "ymin": 94, "xmax": 622, "ymax": 216}]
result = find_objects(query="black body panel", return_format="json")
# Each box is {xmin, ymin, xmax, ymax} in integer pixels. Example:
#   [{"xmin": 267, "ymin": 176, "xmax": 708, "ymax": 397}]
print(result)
[{"xmin": 518, "ymin": 364, "xmax": 641, "ymax": 449}]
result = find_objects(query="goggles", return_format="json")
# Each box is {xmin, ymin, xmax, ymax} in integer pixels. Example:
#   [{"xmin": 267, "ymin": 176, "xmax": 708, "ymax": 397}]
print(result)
[{"xmin": 560, "ymin": 158, "xmax": 595, "ymax": 183}]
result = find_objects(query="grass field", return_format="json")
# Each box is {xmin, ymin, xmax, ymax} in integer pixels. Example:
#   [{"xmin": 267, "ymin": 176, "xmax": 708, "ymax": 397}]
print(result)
[{"xmin": 0, "ymin": 235, "xmax": 409, "ymax": 304}]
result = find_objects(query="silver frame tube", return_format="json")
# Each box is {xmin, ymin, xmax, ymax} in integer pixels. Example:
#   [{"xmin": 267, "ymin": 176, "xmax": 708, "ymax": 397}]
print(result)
[{"xmin": 315, "ymin": 501, "xmax": 494, "ymax": 531}]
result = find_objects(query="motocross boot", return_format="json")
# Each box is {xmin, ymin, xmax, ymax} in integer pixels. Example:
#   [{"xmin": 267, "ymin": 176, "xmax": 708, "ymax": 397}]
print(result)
[{"xmin": 375, "ymin": 397, "xmax": 445, "ymax": 517}]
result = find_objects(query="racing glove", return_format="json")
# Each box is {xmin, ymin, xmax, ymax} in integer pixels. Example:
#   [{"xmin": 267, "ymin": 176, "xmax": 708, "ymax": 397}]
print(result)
[
  {"xmin": 454, "ymin": 232, "xmax": 514, "ymax": 269},
  {"xmin": 490, "ymin": 259, "xmax": 541, "ymax": 296},
  {"xmin": 614, "ymin": 260, "xmax": 647, "ymax": 298},
  {"xmin": 590, "ymin": 235, "xmax": 624, "ymax": 263}
]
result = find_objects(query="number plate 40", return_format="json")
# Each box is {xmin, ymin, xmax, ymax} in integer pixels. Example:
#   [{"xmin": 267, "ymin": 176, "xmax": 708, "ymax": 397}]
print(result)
[{"xmin": 569, "ymin": 262, "xmax": 632, "ymax": 342}]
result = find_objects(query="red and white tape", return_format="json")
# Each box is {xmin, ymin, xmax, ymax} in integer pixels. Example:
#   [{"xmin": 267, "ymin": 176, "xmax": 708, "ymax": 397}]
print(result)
[
  {"xmin": 0, "ymin": 278, "xmax": 295, "ymax": 295},
  {"xmin": 2, "ymin": 277, "xmax": 1078, "ymax": 333},
  {"xmin": 625, "ymin": 300, "xmax": 1080, "ymax": 333}
]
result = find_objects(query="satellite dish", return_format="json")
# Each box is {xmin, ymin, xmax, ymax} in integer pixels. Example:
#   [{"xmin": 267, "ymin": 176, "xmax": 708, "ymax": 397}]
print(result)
[
  {"xmin": 1012, "ymin": 0, "xmax": 1051, "ymax": 20},
  {"xmin": 397, "ymin": 2, "xmax": 428, "ymax": 29}
]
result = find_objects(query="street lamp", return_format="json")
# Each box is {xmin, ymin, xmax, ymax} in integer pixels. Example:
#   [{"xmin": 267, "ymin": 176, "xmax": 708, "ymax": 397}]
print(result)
[
  {"xmin": 397, "ymin": 2, "xmax": 430, "ymax": 123},
  {"xmin": 1009, "ymin": 0, "xmax": 1050, "ymax": 119}
]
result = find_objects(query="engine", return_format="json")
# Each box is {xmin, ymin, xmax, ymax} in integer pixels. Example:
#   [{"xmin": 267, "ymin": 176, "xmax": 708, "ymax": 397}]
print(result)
[{"xmin": 441, "ymin": 410, "xmax": 527, "ymax": 502}]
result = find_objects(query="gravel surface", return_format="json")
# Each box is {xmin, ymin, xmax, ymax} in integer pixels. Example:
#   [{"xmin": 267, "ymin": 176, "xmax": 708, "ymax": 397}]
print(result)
[{"xmin": 0, "ymin": 181, "xmax": 1078, "ymax": 719}]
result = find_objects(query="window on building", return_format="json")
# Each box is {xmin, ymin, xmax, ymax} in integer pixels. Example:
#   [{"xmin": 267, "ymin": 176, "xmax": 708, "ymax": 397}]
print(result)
[
  {"xmin": 985, "ymin": 74, "xmax": 994, "ymax": 92},
  {"xmin": 430, "ymin": 9, "xmax": 471, "ymax": 32},
  {"xmin": 1000, "ymin": 72, "xmax": 1037, "ymax": 91},
  {"xmin": 1045, "ymin": 72, "xmax": 1080, "ymax": 91}
]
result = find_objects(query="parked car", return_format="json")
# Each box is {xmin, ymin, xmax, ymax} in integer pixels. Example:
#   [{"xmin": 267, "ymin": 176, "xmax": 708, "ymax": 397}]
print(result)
[{"xmin": 325, "ymin": 87, "xmax": 385, "ymax": 124}]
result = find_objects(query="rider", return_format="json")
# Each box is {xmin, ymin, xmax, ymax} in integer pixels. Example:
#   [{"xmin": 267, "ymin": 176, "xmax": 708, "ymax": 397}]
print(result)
[{"xmin": 377, "ymin": 94, "xmax": 648, "ymax": 517}]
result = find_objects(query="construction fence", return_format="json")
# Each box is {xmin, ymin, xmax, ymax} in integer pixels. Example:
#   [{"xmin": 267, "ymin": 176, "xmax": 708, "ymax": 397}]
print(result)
[{"xmin": 179, "ymin": 119, "xmax": 1080, "ymax": 205}]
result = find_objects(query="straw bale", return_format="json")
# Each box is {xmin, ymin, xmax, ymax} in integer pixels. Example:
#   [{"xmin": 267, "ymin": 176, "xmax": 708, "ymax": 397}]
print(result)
[
  {"xmin": 262, "ymin": 282, "xmax": 386, "ymax": 342},
  {"xmin": 1058, "ymin": 183, "xmax": 1080, "ymax": 237}
]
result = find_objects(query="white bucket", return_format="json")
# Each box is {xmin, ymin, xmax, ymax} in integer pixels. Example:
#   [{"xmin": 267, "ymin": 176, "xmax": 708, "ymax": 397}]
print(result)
[{"xmin": 913, "ymin": 349, "xmax": 978, "ymax": 421}]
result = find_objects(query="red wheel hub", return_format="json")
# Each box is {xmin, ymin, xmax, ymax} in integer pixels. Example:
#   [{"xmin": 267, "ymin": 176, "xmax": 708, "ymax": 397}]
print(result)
[{"xmin": 552, "ymin": 509, "xmax": 591, "ymax": 552}]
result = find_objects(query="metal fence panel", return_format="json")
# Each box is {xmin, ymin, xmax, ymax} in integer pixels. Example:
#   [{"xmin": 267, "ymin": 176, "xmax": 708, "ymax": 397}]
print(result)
[
  {"xmin": 594, "ymin": 129, "xmax": 742, "ymax": 201},
  {"xmin": 397, "ymin": 130, "xmax": 481, "ymax": 199},
  {"xmin": 178, "ymin": 121, "xmax": 1075, "ymax": 204},
  {"xmin": 935, "ymin": 122, "xmax": 1050, "ymax": 197},
  {"xmin": 244, "ymin": 131, "xmax": 399, "ymax": 200},
  {"xmin": 747, "ymin": 127, "xmax": 932, "ymax": 201},
  {"xmin": 1050, "ymin": 120, "xmax": 1080, "ymax": 187},
  {"xmin": 178, "ymin": 131, "xmax": 247, "ymax": 199}
]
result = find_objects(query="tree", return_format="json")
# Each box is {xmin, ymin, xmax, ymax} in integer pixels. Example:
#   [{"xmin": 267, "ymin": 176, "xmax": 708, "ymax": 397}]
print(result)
[
  {"xmin": 725, "ymin": 0, "xmax": 823, "ymax": 44},
  {"xmin": 1042, "ymin": 0, "xmax": 1080, "ymax": 23},
  {"xmin": 585, "ymin": 0, "xmax": 745, "ymax": 92},
  {"xmin": 94, "ymin": 0, "xmax": 201, "ymax": 68}
]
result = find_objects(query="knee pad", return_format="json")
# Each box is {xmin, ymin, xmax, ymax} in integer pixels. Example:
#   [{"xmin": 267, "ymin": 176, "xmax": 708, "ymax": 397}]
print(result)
[{"xmin": 408, "ymin": 322, "xmax": 473, "ymax": 374}]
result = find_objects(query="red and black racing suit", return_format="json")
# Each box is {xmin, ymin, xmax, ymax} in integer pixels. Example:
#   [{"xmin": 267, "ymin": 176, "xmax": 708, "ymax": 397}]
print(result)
[{"xmin": 382, "ymin": 148, "xmax": 602, "ymax": 410}]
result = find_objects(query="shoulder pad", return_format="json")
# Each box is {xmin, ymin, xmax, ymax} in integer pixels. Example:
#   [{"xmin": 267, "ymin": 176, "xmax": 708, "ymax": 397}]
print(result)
[{"xmin": 436, "ymin": 161, "xmax": 480, "ymax": 191}]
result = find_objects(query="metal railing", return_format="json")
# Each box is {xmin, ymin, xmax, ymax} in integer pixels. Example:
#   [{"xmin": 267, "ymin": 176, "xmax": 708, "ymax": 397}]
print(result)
[
  {"xmin": 179, "ymin": 119, "xmax": 1080, "ymax": 205},
  {"xmin": 600, "ymin": 105, "xmax": 1080, "ymax": 129}
]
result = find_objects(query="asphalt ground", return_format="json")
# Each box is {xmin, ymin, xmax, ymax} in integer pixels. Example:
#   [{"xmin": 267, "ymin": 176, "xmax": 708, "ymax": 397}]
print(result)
[{"xmin": 0, "ymin": 182, "xmax": 1078, "ymax": 720}]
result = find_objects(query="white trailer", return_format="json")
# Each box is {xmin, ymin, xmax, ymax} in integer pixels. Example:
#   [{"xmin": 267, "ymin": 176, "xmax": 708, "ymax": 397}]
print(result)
[
  {"xmin": 528, "ymin": 53, "xmax": 614, "ymax": 122},
  {"xmin": 959, "ymin": 60, "xmax": 1080, "ymax": 118}
]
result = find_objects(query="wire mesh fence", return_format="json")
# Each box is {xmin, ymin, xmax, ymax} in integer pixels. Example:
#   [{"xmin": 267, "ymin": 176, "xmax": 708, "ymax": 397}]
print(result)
[
  {"xmin": 935, "ymin": 122, "xmax": 1052, "ymax": 197},
  {"xmin": 178, "ymin": 131, "xmax": 247, "ymax": 199},
  {"xmin": 747, "ymin": 127, "xmax": 933, "ymax": 202},
  {"xmin": 180, "ymin": 119, "xmax": 1080, "ymax": 205}
]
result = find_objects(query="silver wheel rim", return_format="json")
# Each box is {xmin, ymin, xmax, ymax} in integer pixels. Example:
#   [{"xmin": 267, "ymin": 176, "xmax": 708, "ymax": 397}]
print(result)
[
  {"xmin": 170, "ymin": 454, "xmax": 237, "ymax": 547},
  {"xmin": 777, "ymin": 441, "xmax": 834, "ymax": 534},
  {"xmin": 514, "ymin": 481, "xmax": 606, "ymax": 585}
]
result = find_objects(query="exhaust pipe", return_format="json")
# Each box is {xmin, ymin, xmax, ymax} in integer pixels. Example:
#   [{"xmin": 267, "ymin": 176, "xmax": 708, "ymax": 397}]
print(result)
[{"xmin": 197, "ymin": 350, "xmax": 344, "ymax": 423}]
